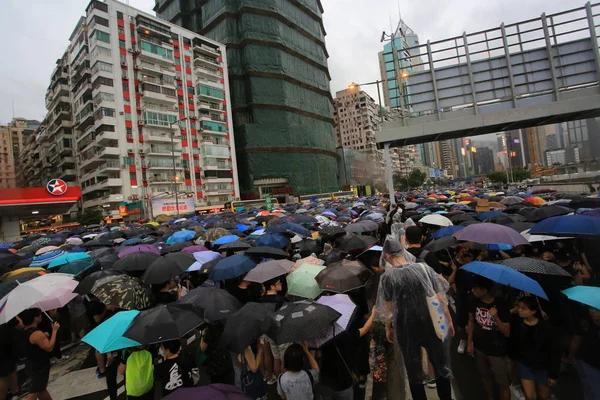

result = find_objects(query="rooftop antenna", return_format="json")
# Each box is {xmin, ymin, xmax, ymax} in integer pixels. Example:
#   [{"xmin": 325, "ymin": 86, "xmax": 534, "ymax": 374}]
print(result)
[{"xmin": 12, "ymin": 101, "xmax": 15, "ymax": 119}]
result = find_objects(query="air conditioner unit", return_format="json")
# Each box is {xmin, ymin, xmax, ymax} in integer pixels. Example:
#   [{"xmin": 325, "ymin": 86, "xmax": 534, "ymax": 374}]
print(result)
[
  {"xmin": 126, "ymin": 148, "xmax": 134, "ymax": 153},
  {"xmin": 121, "ymin": 164, "xmax": 127, "ymax": 169},
  {"xmin": 128, "ymin": 48, "xmax": 136, "ymax": 53},
  {"xmin": 127, "ymin": 196, "xmax": 133, "ymax": 200},
  {"xmin": 119, "ymin": 111, "xmax": 124, "ymax": 115},
  {"xmin": 135, "ymin": 49, "xmax": 141, "ymax": 54},
  {"xmin": 138, "ymin": 149, "xmax": 144, "ymax": 154},
  {"xmin": 139, "ymin": 121, "xmax": 145, "ymax": 126}
]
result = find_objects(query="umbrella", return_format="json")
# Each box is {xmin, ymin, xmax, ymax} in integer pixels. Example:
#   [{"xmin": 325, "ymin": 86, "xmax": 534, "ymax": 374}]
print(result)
[
  {"xmin": 293, "ymin": 215, "xmax": 318, "ymax": 224},
  {"xmin": 477, "ymin": 211, "xmax": 505, "ymax": 221},
  {"xmin": 523, "ymin": 197, "xmax": 546, "ymax": 206},
  {"xmin": 179, "ymin": 287, "xmax": 241, "ymax": 322},
  {"xmin": 501, "ymin": 196, "xmax": 523, "ymax": 205},
  {"xmin": 454, "ymin": 223, "xmax": 529, "ymax": 246},
  {"xmin": 35, "ymin": 246, "xmax": 60, "ymax": 256},
  {"xmin": 121, "ymin": 238, "xmax": 143, "ymax": 247},
  {"xmin": 47, "ymin": 252, "xmax": 91, "ymax": 269},
  {"xmin": 163, "ymin": 385, "xmax": 250, "ymax": 400},
  {"xmin": 420, "ymin": 214, "xmax": 453, "ymax": 227},
  {"xmin": 336, "ymin": 234, "xmax": 377, "ymax": 253},
  {"xmin": 529, "ymin": 215, "xmax": 600, "ymax": 236},
  {"xmin": 286, "ymin": 263, "xmax": 325, "ymax": 299},
  {"xmin": 318, "ymin": 226, "xmax": 346, "ymax": 237},
  {"xmin": 56, "ymin": 258, "xmax": 101, "ymax": 277},
  {"xmin": 220, "ymin": 302, "xmax": 277, "ymax": 353},
  {"xmin": 142, "ymin": 252, "xmax": 197, "ymax": 284},
  {"xmin": 0, "ymin": 267, "xmax": 45, "ymax": 282},
  {"xmin": 315, "ymin": 260, "xmax": 372, "ymax": 293},
  {"xmin": 244, "ymin": 246, "xmax": 288, "ymax": 260},
  {"xmin": 81, "ymin": 239, "xmax": 113, "ymax": 248},
  {"xmin": 244, "ymin": 259, "xmax": 294, "ymax": 283},
  {"xmin": 214, "ymin": 235, "xmax": 240, "ymax": 245},
  {"xmin": 570, "ymin": 198, "xmax": 600, "ymax": 209},
  {"xmin": 272, "ymin": 300, "xmax": 341, "ymax": 345},
  {"xmin": 345, "ymin": 220, "xmax": 378, "ymax": 233},
  {"xmin": 74, "ymin": 270, "xmax": 124, "ymax": 294},
  {"xmin": 562, "ymin": 286, "xmax": 600, "ymax": 310},
  {"xmin": 181, "ymin": 245, "xmax": 209, "ymax": 253},
  {"xmin": 87, "ymin": 247, "xmax": 115, "ymax": 259},
  {"xmin": 82, "ymin": 310, "xmax": 141, "ymax": 352},
  {"xmin": 187, "ymin": 251, "xmax": 222, "ymax": 272},
  {"xmin": 430, "ymin": 225, "xmax": 464, "ymax": 239},
  {"xmin": 166, "ymin": 230, "xmax": 196, "ymax": 244},
  {"xmin": 526, "ymin": 205, "xmax": 572, "ymax": 222},
  {"xmin": 30, "ymin": 250, "xmax": 66, "ymax": 268},
  {"xmin": 210, "ymin": 255, "xmax": 257, "ymax": 282},
  {"xmin": 278, "ymin": 222, "xmax": 311, "ymax": 237},
  {"xmin": 217, "ymin": 241, "xmax": 252, "ymax": 252},
  {"xmin": 495, "ymin": 258, "xmax": 572, "ymax": 277},
  {"xmin": 0, "ymin": 273, "xmax": 76, "ymax": 323},
  {"xmin": 123, "ymin": 303, "xmax": 205, "ymax": 344},
  {"xmin": 90, "ymin": 275, "xmax": 152, "ymax": 310},
  {"xmin": 160, "ymin": 242, "xmax": 192, "ymax": 255},
  {"xmin": 65, "ymin": 237, "xmax": 83, "ymax": 246},
  {"xmin": 461, "ymin": 261, "xmax": 548, "ymax": 300},
  {"xmin": 118, "ymin": 244, "xmax": 160, "ymax": 259},
  {"xmin": 506, "ymin": 222, "xmax": 535, "ymax": 233},
  {"xmin": 310, "ymin": 294, "xmax": 357, "ymax": 347},
  {"xmin": 256, "ymin": 233, "xmax": 290, "ymax": 249},
  {"xmin": 112, "ymin": 252, "xmax": 160, "ymax": 273}
]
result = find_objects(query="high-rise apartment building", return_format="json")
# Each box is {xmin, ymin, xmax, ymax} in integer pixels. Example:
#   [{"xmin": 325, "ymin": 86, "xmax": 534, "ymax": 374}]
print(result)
[
  {"xmin": 562, "ymin": 118, "xmax": 600, "ymax": 163},
  {"xmin": 0, "ymin": 118, "xmax": 39, "ymax": 188},
  {"xmin": 20, "ymin": 0, "xmax": 239, "ymax": 218},
  {"xmin": 473, "ymin": 147, "xmax": 495, "ymax": 175},
  {"xmin": 333, "ymin": 86, "xmax": 380, "ymax": 154},
  {"xmin": 155, "ymin": 0, "xmax": 338, "ymax": 196}
]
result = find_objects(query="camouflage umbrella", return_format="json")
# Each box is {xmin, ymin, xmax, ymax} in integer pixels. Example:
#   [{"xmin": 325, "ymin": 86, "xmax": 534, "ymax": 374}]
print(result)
[{"xmin": 90, "ymin": 275, "xmax": 151, "ymax": 310}]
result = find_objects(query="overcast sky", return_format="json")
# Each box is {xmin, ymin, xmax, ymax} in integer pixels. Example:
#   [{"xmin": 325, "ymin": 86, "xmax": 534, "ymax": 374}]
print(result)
[{"xmin": 0, "ymin": 0, "xmax": 584, "ymax": 124}]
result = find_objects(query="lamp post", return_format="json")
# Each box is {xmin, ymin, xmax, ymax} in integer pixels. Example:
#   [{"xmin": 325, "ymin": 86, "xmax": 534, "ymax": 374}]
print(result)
[{"xmin": 168, "ymin": 118, "xmax": 187, "ymax": 216}]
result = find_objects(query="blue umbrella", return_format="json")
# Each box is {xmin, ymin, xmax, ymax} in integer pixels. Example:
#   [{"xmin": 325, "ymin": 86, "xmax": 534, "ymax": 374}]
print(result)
[
  {"xmin": 82, "ymin": 310, "xmax": 141, "ymax": 353},
  {"xmin": 562, "ymin": 286, "xmax": 600, "ymax": 310},
  {"xmin": 47, "ymin": 252, "xmax": 91, "ymax": 269},
  {"xmin": 461, "ymin": 261, "xmax": 548, "ymax": 300},
  {"xmin": 0, "ymin": 243, "xmax": 14, "ymax": 249},
  {"xmin": 236, "ymin": 224, "xmax": 250, "ymax": 232},
  {"xmin": 57, "ymin": 258, "xmax": 100, "ymax": 276},
  {"xmin": 188, "ymin": 251, "xmax": 222, "ymax": 272},
  {"xmin": 167, "ymin": 230, "xmax": 196, "ymax": 244},
  {"xmin": 256, "ymin": 233, "xmax": 290, "ymax": 249},
  {"xmin": 280, "ymin": 222, "xmax": 310, "ymax": 237},
  {"xmin": 214, "ymin": 235, "xmax": 240, "ymax": 245},
  {"xmin": 477, "ymin": 211, "xmax": 505, "ymax": 221},
  {"xmin": 30, "ymin": 250, "xmax": 67, "ymax": 268},
  {"xmin": 529, "ymin": 215, "xmax": 600, "ymax": 236},
  {"xmin": 210, "ymin": 255, "xmax": 257, "ymax": 281},
  {"xmin": 431, "ymin": 225, "xmax": 464, "ymax": 239},
  {"xmin": 122, "ymin": 238, "xmax": 143, "ymax": 247}
]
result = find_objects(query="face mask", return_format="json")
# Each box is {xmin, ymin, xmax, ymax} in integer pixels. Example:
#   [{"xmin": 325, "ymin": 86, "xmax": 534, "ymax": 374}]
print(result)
[{"xmin": 158, "ymin": 347, "xmax": 165, "ymax": 358}]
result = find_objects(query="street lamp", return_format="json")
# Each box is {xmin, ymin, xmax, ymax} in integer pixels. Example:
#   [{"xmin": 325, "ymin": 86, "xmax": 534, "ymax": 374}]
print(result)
[{"xmin": 168, "ymin": 117, "xmax": 187, "ymax": 216}]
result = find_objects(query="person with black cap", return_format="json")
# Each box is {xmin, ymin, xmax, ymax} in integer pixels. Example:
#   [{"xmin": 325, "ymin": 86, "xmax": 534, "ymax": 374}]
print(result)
[{"xmin": 379, "ymin": 239, "xmax": 455, "ymax": 400}]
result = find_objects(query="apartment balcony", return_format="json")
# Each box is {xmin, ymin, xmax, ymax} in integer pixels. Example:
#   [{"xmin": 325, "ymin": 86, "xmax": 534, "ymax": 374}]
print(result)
[
  {"xmin": 99, "ymin": 147, "xmax": 120, "ymax": 158},
  {"xmin": 136, "ymin": 60, "xmax": 176, "ymax": 76},
  {"xmin": 144, "ymin": 131, "xmax": 176, "ymax": 143},
  {"xmin": 202, "ymin": 177, "xmax": 232, "ymax": 184},
  {"xmin": 193, "ymin": 40, "xmax": 220, "ymax": 57},
  {"xmin": 60, "ymin": 169, "xmax": 77, "ymax": 180},
  {"xmin": 197, "ymin": 101, "xmax": 224, "ymax": 113},
  {"xmin": 148, "ymin": 176, "xmax": 182, "ymax": 185},
  {"xmin": 98, "ymin": 161, "xmax": 120, "ymax": 173},
  {"xmin": 99, "ymin": 178, "xmax": 123, "ymax": 188},
  {"xmin": 144, "ymin": 145, "xmax": 182, "ymax": 156},
  {"xmin": 79, "ymin": 146, "xmax": 120, "ymax": 170},
  {"xmin": 194, "ymin": 55, "xmax": 220, "ymax": 69},
  {"xmin": 96, "ymin": 131, "xmax": 119, "ymax": 145},
  {"xmin": 83, "ymin": 193, "xmax": 124, "ymax": 209},
  {"xmin": 202, "ymin": 162, "xmax": 232, "ymax": 170},
  {"xmin": 146, "ymin": 161, "xmax": 183, "ymax": 171},
  {"xmin": 195, "ymin": 65, "xmax": 222, "ymax": 80},
  {"xmin": 196, "ymin": 91, "xmax": 224, "ymax": 103},
  {"xmin": 139, "ymin": 48, "xmax": 174, "ymax": 66},
  {"xmin": 204, "ymin": 188, "xmax": 233, "ymax": 196},
  {"xmin": 141, "ymin": 89, "xmax": 177, "ymax": 105}
]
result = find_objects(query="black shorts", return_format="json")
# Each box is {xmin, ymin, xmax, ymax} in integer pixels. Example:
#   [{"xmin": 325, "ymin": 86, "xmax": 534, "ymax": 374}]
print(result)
[
  {"xmin": 0, "ymin": 360, "xmax": 16, "ymax": 378},
  {"xmin": 26, "ymin": 367, "xmax": 50, "ymax": 393}
]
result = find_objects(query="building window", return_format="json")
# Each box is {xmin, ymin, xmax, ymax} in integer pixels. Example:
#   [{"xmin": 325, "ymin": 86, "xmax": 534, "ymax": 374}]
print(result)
[
  {"xmin": 144, "ymin": 111, "xmax": 177, "ymax": 126},
  {"xmin": 92, "ymin": 60, "xmax": 113, "ymax": 74},
  {"xmin": 117, "ymin": 11, "xmax": 124, "ymax": 19},
  {"xmin": 94, "ymin": 30, "xmax": 111, "ymax": 44},
  {"xmin": 139, "ymin": 40, "xmax": 173, "ymax": 59},
  {"xmin": 196, "ymin": 85, "xmax": 224, "ymax": 99},
  {"xmin": 119, "ymin": 40, "xmax": 126, "ymax": 49}
]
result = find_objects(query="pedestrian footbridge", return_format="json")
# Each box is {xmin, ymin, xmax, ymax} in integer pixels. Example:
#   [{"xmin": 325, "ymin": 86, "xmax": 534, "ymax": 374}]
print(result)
[{"xmin": 377, "ymin": 2, "xmax": 600, "ymax": 147}]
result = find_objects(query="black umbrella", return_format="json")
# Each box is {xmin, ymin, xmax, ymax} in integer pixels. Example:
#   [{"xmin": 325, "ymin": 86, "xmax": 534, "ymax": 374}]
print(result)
[
  {"xmin": 495, "ymin": 258, "xmax": 572, "ymax": 277},
  {"xmin": 296, "ymin": 240, "xmax": 322, "ymax": 257},
  {"xmin": 111, "ymin": 251, "xmax": 160, "ymax": 273},
  {"xmin": 160, "ymin": 242, "xmax": 193, "ymax": 255},
  {"xmin": 0, "ymin": 253, "xmax": 23, "ymax": 268},
  {"xmin": 336, "ymin": 234, "xmax": 377, "ymax": 252},
  {"xmin": 450, "ymin": 214, "xmax": 475, "ymax": 224},
  {"xmin": 503, "ymin": 204, "xmax": 533, "ymax": 214},
  {"xmin": 180, "ymin": 287, "xmax": 241, "ymax": 322},
  {"xmin": 106, "ymin": 231, "xmax": 126, "ymax": 240},
  {"xmin": 220, "ymin": 302, "xmax": 277, "ymax": 353},
  {"xmin": 315, "ymin": 260, "xmax": 373, "ymax": 293},
  {"xmin": 216, "ymin": 241, "xmax": 252, "ymax": 252},
  {"xmin": 81, "ymin": 239, "xmax": 113, "ymax": 248},
  {"xmin": 272, "ymin": 300, "xmax": 341, "ymax": 345},
  {"xmin": 526, "ymin": 205, "xmax": 572, "ymax": 222},
  {"xmin": 506, "ymin": 222, "xmax": 535, "ymax": 233},
  {"xmin": 124, "ymin": 303, "xmax": 205, "ymax": 344},
  {"xmin": 570, "ymin": 198, "xmax": 600, "ymax": 209},
  {"xmin": 424, "ymin": 236, "xmax": 459, "ymax": 252},
  {"xmin": 459, "ymin": 220, "xmax": 481, "ymax": 227},
  {"xmin": 318, "ymin": 226, "xmax": 346, "ymax": 237},
  {"xmin": 74, "ymin": 270, "xmax": 124, "ymax": 294},
  {"xmin": 142, "ymin": 252, "xmax": 196, "ymax": 284},
  {"xmin": 195, "ymin": 258, "xmax": 221, "ymax": 275},
  {"xmin": 245, "ymin": 246, "xmax": 288, "ymax": 260},
  {"xmin": 87, "ymin": 247, "xmax": 115, "ymax": 259}
]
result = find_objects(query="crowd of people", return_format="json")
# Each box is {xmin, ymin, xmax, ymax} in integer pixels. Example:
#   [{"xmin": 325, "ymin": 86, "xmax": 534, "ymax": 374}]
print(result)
[{"xmin": 0, "ymin": 188, "xmax": 599, "ymax": 400}]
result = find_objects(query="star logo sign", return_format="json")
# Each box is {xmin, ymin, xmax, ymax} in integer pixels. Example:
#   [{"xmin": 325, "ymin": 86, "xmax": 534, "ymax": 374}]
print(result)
[{"xmin": 47, "ymin": 179, "xmax": 68, "ymax": 196}]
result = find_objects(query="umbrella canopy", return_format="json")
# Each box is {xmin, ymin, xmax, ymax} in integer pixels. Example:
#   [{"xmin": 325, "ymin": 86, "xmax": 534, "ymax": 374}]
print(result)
[
  {"xmin": 163, "ymin": 385, "xmax": 250, "ymax": 400},
  {"xmin": 524, "ymin": 197, "xmax": 546, "ymax": 206},
  {"xmin": 0, "ymin": 273, "xmax": 76, "ymax": 323},
  {"xmin": 461, "ymin": 261, "xmax": 548, "ymax": 300},
  {"xmin": 529, "ymin": 215, "xmax": 600, "ymax": 236},
  {"xmin": 47, "ymin": 252, "xmax": 91, "ymax": 269},
  {"xmin": 166, "ymin": 230, "xmax": 196, "ymax": 244},
  {"xmin": 310, "ymin": 294, "xmax": 357, "ymax": 347},
  {"xmin": 56, "ymin": 258, "xmax": 100, "ymax": 277},
  {"xmin": 214, "ymin": 235, "xmax": 240, "ymax": 245},
  {"xmin": 82, "ymin": 310, "xmax": 141, "ymax": 353},
  {"xmin": 0, "ymin": 267, "xmax": 45, "ymax": 282},
  {"xmin": 477, "ymin": 211, "xmax": 505, "ymax": 221},
  {"xmin": 336, "ymin": 234, "xmax": 377, "ymax": 253},
  {"xmin": 525, "ymin": 205, "xmax": 572, "ymax": 222},
  {"xmin": 123, "ymin": 303, "xmax": 205, "ymax": 344},
  {"xmin": 272, "ymin": 300, "xmax": 341, "ymax": 345},
  {"xmin": 244, "ymin": 259, "xmax": 294, "ymax": 283},
  {"xmin": 91, "ymin": 275, "xmax": 152, "ymax": 310},
  {"xmin": 186, "ymin": 251, "xmax": 222, "ymax": 272},
  {"xmin": 112, "ymin": 251, "xmax": 160, "ymax": 273},
  {"xmin": 118, "ymin": 244, "xmax": 160, "ymax": 259},
  {"xmin": 506, "ymin": 222, "xmax": 535, "ymax": 233},
  {"xmin": 210, "ymin": 255, "xmax": 257, "ymax": 282},
  {"xmin": 81, "ymin": 239, "xmax": 113, "ymax": 248},
  {"xmin": 220, "ymin": 302, "xmax": 278, "ymax": 353},
  {"xmin": 180, "ymin": 287, "xmax": 241, "ymax": 322},
  {"xmin": 30, "ymin": 250, "xmax": 67, "ymax": 268},
  {"xmin": 244, "ymin": 246, "xmax": 288, "ymax": 260},
  {"xmin": 121, "ymin": 238, "xmax": 143, "ymax": 247},
  {"xmin": 160, "ymin": 242, "xmax": 193, "ymax": 255},
  {"xmin": 216, "ymin": 241, "xmax": 252, "ymax": 252},
  {"xmin": 181, "ymin": 245, "xmax": 209, "ymax": 253},
  {"xmin": 287, "ymin": 263, "xmax": 325, "ymax": 299},
  {"xmin": 420, "ymin": 214, "xmax": 453, "ymax": 227},
  {"xmin": 501, "ymin": 196, "xmax": 523, "ymax": 205},
  {"xmin": 256, "ymin": 233, "xmax": 290, "ymax": 249},
  {"xmin": 562, "ymin": 286, "xmax": 600, "ymax": 310},
  {"xmin": 35, "ymin": 245, "xmax": 60, "ymax": 256},
  {"xmin": 74, "ymin": 270, "xmax": 124, "ymax": 295},
  {"xmin": 430, "ymin": 225, "xmax": 464, "ymax": 239},
  {"xmin": 142, "ymin": 252, "xmax": 196, "ymax": 284},
  {"xmin": 495, "ymin": 258, "xmax": 572, "ymax": 277},
  {"xmin": 315, "ymin": 260, "xmax": 372, "ymax": 293},
  {"xmin": 318, "ymin": 226, "xmax": 346, "ymax": 237},
  {"xmin": 454, "ymin": 223, "xmax": 529, "ymax": 246}
]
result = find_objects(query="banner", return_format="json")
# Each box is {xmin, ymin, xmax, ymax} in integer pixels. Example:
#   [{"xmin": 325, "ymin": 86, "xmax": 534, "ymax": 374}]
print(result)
[{"xmin": 151, "ymin": 198, "xmax": 194, "ymax": 216}]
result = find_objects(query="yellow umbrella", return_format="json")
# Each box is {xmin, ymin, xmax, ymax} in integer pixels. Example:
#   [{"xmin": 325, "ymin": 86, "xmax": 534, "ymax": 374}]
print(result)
[
  {"xmin": 0, "ymin": 268, "xmax": 46, "ymax": 282},
  {"xmin": 145, "ymin": 222, "xmax": 160, "ymax": 227},
  {"xmin": 458, "ymin": 200, "xmax": 472, "ymax": 205}
]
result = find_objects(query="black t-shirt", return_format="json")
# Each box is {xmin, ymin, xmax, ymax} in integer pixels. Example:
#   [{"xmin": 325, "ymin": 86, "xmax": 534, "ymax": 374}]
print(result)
[
  {"xmin": 469, "ymin": 297, "xmax": 510, "ymax": 357},
  {"xmin": 228, "ymin": 285, "xmax": 249, "ymax": 305},
  {"xmin": 154, "ymin": 356, "xmax": 194, "ymax": 396},
  {"xmin": 155, "ymin": 291, "xmax": 178, "ymax": 305},
  {"xmin": 87, "ymin": 301, "xmax": 106, "ymax": 328},
  {"xmin": 576, "ymin": 319, "xmax": 600, "ymax": 369},
  {"xmin": 259, "ymin": 294, "xmax": 288, "ymax": 310},
  {"xmin": 319, "ymin": 329, "xmax": 360, "ymax": 391},
  {"xmin": 406, "ymin": 247, "xmax": 448, "ymax": 275}
]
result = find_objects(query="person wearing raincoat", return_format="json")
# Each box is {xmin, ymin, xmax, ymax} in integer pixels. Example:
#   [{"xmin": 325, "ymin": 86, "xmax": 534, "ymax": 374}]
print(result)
[{"xmin": 378, "ymin": 240, "xmax": 455, "ymax": 400}]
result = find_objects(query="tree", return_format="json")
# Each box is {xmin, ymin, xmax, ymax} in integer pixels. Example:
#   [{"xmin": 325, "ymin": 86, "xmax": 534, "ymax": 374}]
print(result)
[
  {"xmin": 78, "ymin": 209, "xmax": 104, "ymax": 226},
  {"xmin": 408, "ymin": 168, "xmax": 427, "ymax": 189},
  {"xmin": 486, "ymin": 171, "xmax": 508, "ymax": 184},
  {"xmin": 393, "ymin": 173, "xmax": 409, "ymax": 191},
  {"xmin": 512, "ymin": 168, "xmax": 531, "ymax": 182}
]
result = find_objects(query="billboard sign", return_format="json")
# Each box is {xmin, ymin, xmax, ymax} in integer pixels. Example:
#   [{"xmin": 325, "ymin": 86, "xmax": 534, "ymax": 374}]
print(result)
[{"xmin": 151, "ymin": 198, "xmax": 194, "ymax": 216}]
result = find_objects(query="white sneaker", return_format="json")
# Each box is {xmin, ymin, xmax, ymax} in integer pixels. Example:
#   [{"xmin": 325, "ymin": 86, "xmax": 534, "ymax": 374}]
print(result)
[
  {"xmin": 457, "ymin": 339, "xmax": 466, "ymax": 354},
  {"xmin": 509, "ymin": 384, "xmax": 526, "ymax": 400}
]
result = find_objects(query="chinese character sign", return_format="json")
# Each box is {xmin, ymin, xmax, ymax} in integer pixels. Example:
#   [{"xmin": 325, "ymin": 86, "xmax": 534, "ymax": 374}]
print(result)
[{"xmin": 151, "ymin": 198, "xmax": 195, "ymax": 216}]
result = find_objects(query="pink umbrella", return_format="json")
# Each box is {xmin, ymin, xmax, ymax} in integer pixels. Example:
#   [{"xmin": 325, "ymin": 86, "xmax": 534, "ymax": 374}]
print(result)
[
  {"xmin": 36, "ymin": 279, "xmax": 79, "ymax": 311},
  {"xmin": 181, "ymin": 245, "xmax": 209, "ymax": 253},
  {"xmin": 118, "ymin": 244, "xmax": 160, "ymax": 259}
]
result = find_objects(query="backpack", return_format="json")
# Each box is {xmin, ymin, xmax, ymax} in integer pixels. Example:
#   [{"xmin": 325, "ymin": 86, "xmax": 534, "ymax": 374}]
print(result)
[
  {"xmin": 240, "ymin": 358, "xmax": 267, "ymax": 399},
  {"xmin": 125, "ymin": 350, "xmax": 154, "ymax": 397}
]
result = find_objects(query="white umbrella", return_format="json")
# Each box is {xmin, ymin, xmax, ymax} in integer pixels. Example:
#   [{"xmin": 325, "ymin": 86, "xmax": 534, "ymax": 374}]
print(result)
[
  {"xmin": 420, "ymin": 214, "xmax": 453, "ymax": 227},
  {"xmin": 520, "ymin": 229, "xmax": 574, "ymax": 243},
  {"xmin": 35, "ymin": 246, "xmax": 60, "ymax": 256},
  {"xmin": 0, "ymin": 273, "xmax": 76, "ymax": 323}
]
